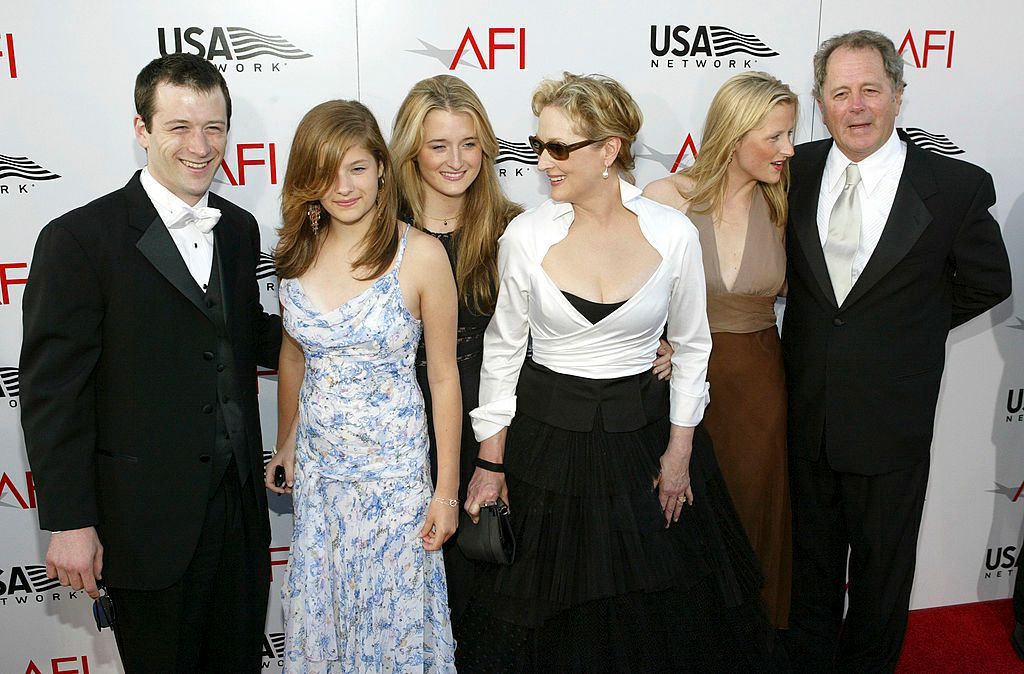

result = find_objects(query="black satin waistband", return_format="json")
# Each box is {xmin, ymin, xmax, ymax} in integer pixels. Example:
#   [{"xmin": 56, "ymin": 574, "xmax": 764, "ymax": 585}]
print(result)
[{"xmin": 516, "ymin": 358, "xmax": 669, "ymax": 433}]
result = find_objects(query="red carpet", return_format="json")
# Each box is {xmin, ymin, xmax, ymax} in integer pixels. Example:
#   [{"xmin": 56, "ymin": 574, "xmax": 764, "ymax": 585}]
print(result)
[{"xmin": 896, "ymin": 599, "xmax": 1024, "ymax": 672}]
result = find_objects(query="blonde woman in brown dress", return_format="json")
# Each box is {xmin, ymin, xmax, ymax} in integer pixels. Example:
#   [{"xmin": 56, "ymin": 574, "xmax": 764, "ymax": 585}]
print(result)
[{"xmin": 645, "ymin": 71, "xmax": 796, "ymax": 631}]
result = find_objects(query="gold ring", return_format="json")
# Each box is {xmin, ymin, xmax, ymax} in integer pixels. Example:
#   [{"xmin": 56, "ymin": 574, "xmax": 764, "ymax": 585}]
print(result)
[{"xmin": 677, "ymin": 495, "xmax": 686, "ymax": 504}]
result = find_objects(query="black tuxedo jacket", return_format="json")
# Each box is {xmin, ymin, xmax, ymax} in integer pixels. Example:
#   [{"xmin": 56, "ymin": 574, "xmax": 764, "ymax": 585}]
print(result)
[
  {"xmin": 782, "ymin": 132, "xmax": 1011, "ymax": 475},
  {"xmin": 20, "ymin": 172, "xmax": 281, "ymax": 589}
]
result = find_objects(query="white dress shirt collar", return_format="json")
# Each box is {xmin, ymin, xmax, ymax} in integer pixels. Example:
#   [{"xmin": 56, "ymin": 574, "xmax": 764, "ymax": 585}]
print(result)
[
  {"xmin": 139, "ymin": 167, "xmax": 212, "ymax": 229},
  {"xmin": 825, "ymin": 128, "xmax": 904, "ymax": 196},
  {"xmin": 550, "ymin": 178, "xmax": 645, "ymax": 221}
]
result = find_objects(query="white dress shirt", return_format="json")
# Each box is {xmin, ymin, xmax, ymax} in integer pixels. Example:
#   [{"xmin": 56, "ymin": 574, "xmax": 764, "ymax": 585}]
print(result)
[
  {"xmin": 470, "ymin": 179, "xmax": 712, "ymax": 441},
  {"xmin": 140, "ymin": 168, "xmax": 216, "ymax": 290},
  {"xmin": 816, "ymin": 130, "xmax": 907, "ymax": 285}
]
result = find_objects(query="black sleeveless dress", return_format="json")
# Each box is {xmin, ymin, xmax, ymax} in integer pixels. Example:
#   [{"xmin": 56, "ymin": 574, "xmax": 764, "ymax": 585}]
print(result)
[{"xmin": 414, "ymin": 229, "xmax": 492, "ymax": 624}]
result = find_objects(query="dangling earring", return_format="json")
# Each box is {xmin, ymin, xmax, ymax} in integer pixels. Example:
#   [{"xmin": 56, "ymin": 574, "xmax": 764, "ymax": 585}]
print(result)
[
  {"xmin": 602, "ymin": 165, "xmax": 609, "ymax": 180},
  {"xmin": 307, "ymin": 203, "xmax": 321, "ymax": 236}
]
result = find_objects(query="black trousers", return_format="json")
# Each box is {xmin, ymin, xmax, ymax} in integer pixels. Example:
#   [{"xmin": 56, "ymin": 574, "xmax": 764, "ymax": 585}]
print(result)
[
  {"xmin": 107, "ymin": 464, "xmax": 270, "ymax": 673},
  {"xmin": 785, "ymin": 452, "xmax": 930, "ymax": 674}
]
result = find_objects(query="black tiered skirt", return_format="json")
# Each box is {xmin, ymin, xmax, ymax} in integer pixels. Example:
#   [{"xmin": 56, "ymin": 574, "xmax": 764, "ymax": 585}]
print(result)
[{"xmin": 454, "ymin": 360, "xmax": 768, "ymax": 672}]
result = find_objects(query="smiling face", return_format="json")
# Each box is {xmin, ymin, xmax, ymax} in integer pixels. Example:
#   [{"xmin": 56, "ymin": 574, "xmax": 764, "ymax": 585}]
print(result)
[
  {"xmin": 416, "ymin": 109, "xmax": 482, "ymax": 204},
  {"xmin": 133, "ymin": 83, "xmax": 227, "ymax": 206},
  {"xmin": 535, "ymin": 105, "xmax": 612, "ymax": 203},
  {"xmin": 730, "ymin": 102, "xmax": 796, "ymax": 185},
  {"xmin": 319, "ymin": 145, "xmax": 383, "ymax": 230},
  {"xmin": 818, "ymin": 46, "xmax": 903, "ymax": 163}
]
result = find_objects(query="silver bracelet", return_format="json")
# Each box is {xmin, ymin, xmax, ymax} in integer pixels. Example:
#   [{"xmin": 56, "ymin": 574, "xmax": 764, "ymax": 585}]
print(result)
[{"xmin": 434, "ymin": 497, "xmax": 459, "ymax": 508}]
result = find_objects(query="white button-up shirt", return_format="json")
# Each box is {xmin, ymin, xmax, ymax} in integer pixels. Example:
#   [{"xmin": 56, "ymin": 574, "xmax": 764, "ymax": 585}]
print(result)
[
  {"xmin": 140, "ymin": 168, "xmax": 215, "ymax": 290},
  {"xmin": 470, "ymin": 179, "xmax": 712, "ymax": 441},
  {"xmin": 816, "ymin": 129, "xmax": 907, "ymax": 285}
]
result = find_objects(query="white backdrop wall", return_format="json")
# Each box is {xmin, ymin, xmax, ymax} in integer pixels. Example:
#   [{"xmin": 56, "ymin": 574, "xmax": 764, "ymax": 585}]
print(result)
[{"xmin": 1, "ymin": 2, "xmax": 1021, "ymax": 671}]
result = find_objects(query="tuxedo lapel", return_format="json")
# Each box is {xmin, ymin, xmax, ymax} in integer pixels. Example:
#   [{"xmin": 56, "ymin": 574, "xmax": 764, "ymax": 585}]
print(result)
[
  {"xmin": 842, "ymin": 138, "xmax": 935, "ymax": 309},
  {"xmin": 125, "ymin": 172, "xmax": 217, "ymax": 323},
  {"xmin": 209, "ymin": 192, "xmax": 239, "ymax": 330},
  {"xmin": 789, "ymin": 141, "xmax": 838, "ymax": 308}
]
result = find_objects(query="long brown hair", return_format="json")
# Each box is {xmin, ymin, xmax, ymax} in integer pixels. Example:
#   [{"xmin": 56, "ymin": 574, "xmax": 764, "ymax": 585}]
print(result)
[
  {"xmin": 277, "ymin": 100, "xmax": 399, "ymax": 280},
  {"xmin": 391, "ymin": 75, "xmax": 521, "ymax": 314},
  {"xmin": 679, "ymin": 72, "xmax": 797, "ymax": 227}
]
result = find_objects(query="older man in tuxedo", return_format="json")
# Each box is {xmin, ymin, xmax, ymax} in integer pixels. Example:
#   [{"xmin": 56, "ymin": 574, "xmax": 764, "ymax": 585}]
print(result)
[
  {"xmin": 20, "ymin": 54, "xmax": 281, "ymax": 672},
  {"xmin": 782, "ymin": 30, "xmax": 1011, "ymax": 672}
]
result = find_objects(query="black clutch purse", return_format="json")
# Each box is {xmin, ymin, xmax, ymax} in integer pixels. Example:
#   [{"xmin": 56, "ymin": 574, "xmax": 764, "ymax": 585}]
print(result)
[{"xmin": 457, "ymin": 499, "xmax": 516, "ymax": 565}]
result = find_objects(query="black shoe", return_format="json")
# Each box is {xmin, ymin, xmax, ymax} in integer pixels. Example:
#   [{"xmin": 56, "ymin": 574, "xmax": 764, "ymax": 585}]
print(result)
[{"xmin": 1012, "ymin": 622, "xmax": 1024, "ymax": 661}]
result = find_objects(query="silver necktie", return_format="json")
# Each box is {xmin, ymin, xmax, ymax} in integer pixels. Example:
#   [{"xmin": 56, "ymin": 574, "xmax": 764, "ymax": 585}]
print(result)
[{"xmin": 824, "ymin": 163, "xmax": 862, "ymax": 304}]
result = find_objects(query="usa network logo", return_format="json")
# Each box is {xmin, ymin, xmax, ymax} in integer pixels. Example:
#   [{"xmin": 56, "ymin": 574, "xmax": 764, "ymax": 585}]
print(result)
[
  {"xmin": 409, "ymin": 27, "xmax": 526, "ymax": 70},
  {"xmin": 0, "ymin": 470, "xmax": 34, "ymax": 510},
  {"xmin": 1, "ymin": 366, "xmax": 19, "ymax": 406},
  {"xmin": 262, "ymin": 631, "xmax": 285, "ymax": 666},
  {"xmin": 984, "ymin": 542, "xmax": 1018, "ymax": 579},
  {"xmin": 899, "ymin": 127, "xmax": 964, "ymax": 156},
  {"xmin": 494, "ymin": 138, "xmax": 537, "ymax": 179},
  {"xmin": 0, "ymin": 563, "xmax": 86, "ymax": 606},
  {"xmin": 158, "ymin": 26, "xmax": 312, "ymax": 73},
  {"xmin": 1007, "ymin": 385, "xmax": 1024, "ymax": 423},
  {"xmin": 0, "ymin": 154, "xmax": 61, "ymax": 196},
  {"xmin": 650, "ymin": 25, "xmax": 778, "ymax": 69}
]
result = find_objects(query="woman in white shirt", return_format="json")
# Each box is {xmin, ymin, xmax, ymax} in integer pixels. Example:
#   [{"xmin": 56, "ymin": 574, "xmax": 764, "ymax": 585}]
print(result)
[{"xmin": 456, "ymin": 73, "xmax": 768, "ymax": 671}]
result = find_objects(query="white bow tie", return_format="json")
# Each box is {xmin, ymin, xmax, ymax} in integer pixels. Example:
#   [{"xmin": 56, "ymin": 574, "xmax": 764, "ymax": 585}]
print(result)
[{"xmin": 167, "ymin": 205, "xmax": 221, "ymax": 234}]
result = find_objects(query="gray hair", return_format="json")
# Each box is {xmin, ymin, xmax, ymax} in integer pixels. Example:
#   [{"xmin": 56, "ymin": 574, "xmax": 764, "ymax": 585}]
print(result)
[{"xmin": 812, "ymin": 30, "xmax": 906, "ymax": 101}]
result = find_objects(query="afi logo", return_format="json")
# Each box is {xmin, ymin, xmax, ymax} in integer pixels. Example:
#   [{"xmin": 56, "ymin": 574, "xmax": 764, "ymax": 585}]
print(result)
[
  {"xmin": 441, "ymin": 28, "xmax": 526, "ymax": 70},
  {"xmin": 988, "ymin": 481, "xmax": 1024, "ymax": 502},
  {"xmin": 1, "ymin": 33, "xmax": 16, "ymax": 78},
  {"xmin": 157, "ymin": 27, "xmax": 312, "ymax": 61},
  {"xmin": 669, "ymin": 133, "xmax": 699, "ymax": 173},
  {"xmin": 0, "ymin": 471, "xmax": 35, "ymax": 509},
  {"xmin": 218, "ymin": 143, "xmax": 278, "ymax": 186},
  {"xmin": 898, "ymin": 29, "xmax": 955, "ymax": 68},
  {"xmin": 0, "ymin": 263, "xmax": 28, "ymax": 305},
  {"xmin": 23, "ymin": 656, "xmax": 91, "ymax": 674},
  {"xmin": 636, "ymin": 134, "xmax": 699, "ymax": 173},
  {"xmin": 270, "ymin": 545, "xmax": 290, "ymax": 581}
]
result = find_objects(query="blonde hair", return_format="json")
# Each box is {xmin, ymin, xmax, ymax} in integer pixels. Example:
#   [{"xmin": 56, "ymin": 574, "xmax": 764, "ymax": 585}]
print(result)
[
  {"xmin": 680, "ymin": 71, "xmax": 797, "ymax": 226},
  {"xmin": 391, "ymin": 75, "xmax": 521, "ymax": 314},
  {"xmin": 531, "ymin": 72, "xmax": 643, "ymax": 184},
  {"xmin": 276, "ymin": 100, "xmax": 399, "ymax": 280}
]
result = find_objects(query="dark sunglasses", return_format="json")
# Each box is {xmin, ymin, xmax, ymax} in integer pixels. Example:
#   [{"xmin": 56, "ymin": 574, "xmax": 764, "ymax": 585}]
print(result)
[
  {"xmin": 93, "ymin": 581, "xmax": 115, "ymax": 631},
  {"xmin": 528, "ymin": 135, "xmax": 602, "ymax": 161}
]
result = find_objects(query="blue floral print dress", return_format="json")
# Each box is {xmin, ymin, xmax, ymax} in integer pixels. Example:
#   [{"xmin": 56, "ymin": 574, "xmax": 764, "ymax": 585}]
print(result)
[{"xmin": 279, "ymin": 226, "xmax": 456, "ymax": 673}]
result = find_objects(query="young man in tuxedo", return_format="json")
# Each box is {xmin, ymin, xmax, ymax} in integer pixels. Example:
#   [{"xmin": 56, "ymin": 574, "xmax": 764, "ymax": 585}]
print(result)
[
  {"xmin": 20, "ymin": 53, "xmax": 282, "ymax": 672},
  {"xmin": 782, "ymin": 30, "xmax": 1011, "ymax": 672}
]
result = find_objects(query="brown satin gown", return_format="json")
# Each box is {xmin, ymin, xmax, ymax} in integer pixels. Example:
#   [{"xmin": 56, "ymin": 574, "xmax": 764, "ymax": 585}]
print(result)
[{"xmin": 689, "ymin": 190, "xmax": 791, "ymax": 628}]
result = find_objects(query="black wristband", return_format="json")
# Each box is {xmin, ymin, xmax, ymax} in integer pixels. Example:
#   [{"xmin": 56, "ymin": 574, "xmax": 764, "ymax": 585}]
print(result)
[{"xmin": 474, "ymin": 457, "xmax": 505, "ymax": 473}]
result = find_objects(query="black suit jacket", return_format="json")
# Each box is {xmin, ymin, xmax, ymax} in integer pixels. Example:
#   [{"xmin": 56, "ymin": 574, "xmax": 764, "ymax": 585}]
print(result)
[
  {"xmin": 20, "ymin": 172, "xmax": 282, "ymax": 589},
  {"xmin": 782, "ymin": 132, "xmax": 1011, "ymax": 475}
]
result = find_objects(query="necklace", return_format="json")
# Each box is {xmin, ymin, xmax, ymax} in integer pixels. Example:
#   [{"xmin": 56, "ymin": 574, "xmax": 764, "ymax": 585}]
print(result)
[{"xmin": 423, "ymin": 212, "xmax": 460, "ymax": 232}]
